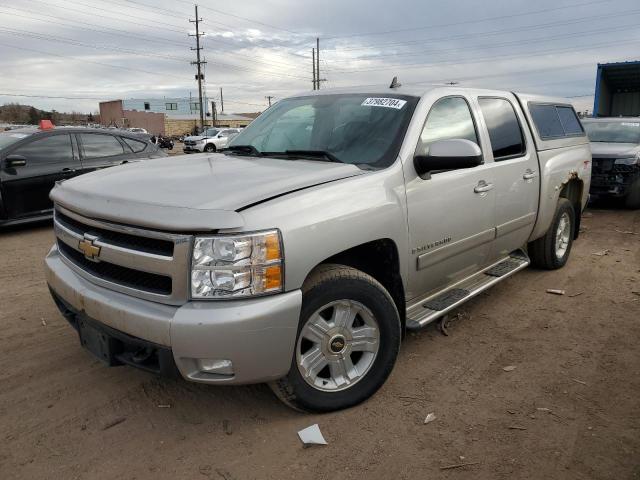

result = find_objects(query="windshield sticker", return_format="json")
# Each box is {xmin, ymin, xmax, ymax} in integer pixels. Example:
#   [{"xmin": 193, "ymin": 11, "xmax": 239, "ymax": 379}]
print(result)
[
  {"xmin": 621, "ymin": 122, "xmax": 640, "ymax": 127},
  {"xmin": 361, "ymin": 97, "xmax": 407, "ymax": 109}
]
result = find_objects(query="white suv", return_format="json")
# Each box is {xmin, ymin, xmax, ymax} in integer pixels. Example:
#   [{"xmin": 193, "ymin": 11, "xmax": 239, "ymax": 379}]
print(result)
[{"xmin": 183, "ymin": 128, "xmax": 240, "ymax": 153}]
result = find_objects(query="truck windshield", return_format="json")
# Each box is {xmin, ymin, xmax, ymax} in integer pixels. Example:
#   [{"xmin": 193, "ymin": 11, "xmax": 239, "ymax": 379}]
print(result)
[
  {"xmin": 227, "ymin": 94, "xmax": 418, "ymax": 168},
  {"xmin": 583, "ymin": 121, "xmax": 640, "ymax": 143}
]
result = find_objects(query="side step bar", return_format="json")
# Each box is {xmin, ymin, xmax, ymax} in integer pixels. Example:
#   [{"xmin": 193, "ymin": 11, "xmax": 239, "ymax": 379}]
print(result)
[{"xmin": 406, "ymin": 250, "xmax": 530, "ymax": 330}]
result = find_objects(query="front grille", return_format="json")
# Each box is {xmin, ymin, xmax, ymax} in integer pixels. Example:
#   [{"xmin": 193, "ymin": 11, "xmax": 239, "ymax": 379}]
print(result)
[
  {"xmin": 184, "ymin": 140, "xmax": 196, "ymax": 146},
  {"xmin": 591, "ymin": 158, "xmax": 614, "ymax": 175},
  {"xmin": 58, "ymin": 241, "xmax": 172, "ymax": 295},
  {"xmin": 56, "ymin": 211, "xmax": 174, "ymax": 256}
]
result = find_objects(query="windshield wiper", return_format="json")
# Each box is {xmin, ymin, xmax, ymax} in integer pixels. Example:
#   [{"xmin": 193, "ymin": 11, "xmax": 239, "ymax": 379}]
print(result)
[
  {"xmin": 226, "ymin": 145, "xmax": 263, "ymax": 156},
  {"xmin": 282, "ymin": 150, "xmax": 342, "ymax": 163}
]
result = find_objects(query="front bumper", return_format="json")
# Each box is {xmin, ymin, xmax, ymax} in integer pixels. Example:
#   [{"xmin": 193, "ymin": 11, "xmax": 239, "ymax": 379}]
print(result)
[
  {"xmin": 590, "ymin": 162, "xmax": 640, "ymax": 197},
  {"xmin": 183, "ymin": 144, "xmax": 204, "ymax": 153},
  {"xmin": 45, "ymin": 245, "xmax": 302, "ymax": 384}
]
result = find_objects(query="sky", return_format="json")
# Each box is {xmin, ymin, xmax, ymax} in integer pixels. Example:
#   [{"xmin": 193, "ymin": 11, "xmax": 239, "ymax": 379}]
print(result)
[{"xmin": 0, "ymin": 0, "xmax": 638, "ymax": 115}]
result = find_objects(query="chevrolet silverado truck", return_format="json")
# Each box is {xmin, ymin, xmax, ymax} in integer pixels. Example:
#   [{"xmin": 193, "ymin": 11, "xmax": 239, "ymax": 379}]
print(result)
[
  {"xmin": 45, "ymin": 85, "xmax": 591, "ymax": 412},
  {"xmin": 582, "ymin": 118, "xmax": 640, "ymax": 208}
]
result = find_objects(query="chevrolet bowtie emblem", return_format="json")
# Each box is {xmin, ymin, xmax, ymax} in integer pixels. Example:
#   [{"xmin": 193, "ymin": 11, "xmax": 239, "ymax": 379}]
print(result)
[{"xmin": 78, "ymin": 235, "xmax": 101, "ymax": 261}]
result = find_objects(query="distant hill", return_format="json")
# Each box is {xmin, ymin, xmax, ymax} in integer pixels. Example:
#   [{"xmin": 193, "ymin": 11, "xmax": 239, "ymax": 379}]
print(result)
[{"xmin": 0, "ymin": 103, "xmax": 96, "ymax": 126}]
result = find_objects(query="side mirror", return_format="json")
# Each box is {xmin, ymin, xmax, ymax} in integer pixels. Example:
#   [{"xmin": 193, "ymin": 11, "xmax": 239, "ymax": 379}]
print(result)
[
  {"xmin": 414, "ymin": 139, "xmax": 482, "ymax": 178},
  {"xmin": 4, "ymin": 154, "xmax": 27, "ymax": 169}
]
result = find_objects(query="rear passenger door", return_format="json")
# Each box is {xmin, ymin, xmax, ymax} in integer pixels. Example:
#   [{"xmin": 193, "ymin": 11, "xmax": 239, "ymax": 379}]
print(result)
[
  {"xmin": 475, "ymin": 96, "xmax": 539, "ymax": 259},
  {"xmin": 76, "ymin": 132, "xmax": 132, "ymax": 174}
]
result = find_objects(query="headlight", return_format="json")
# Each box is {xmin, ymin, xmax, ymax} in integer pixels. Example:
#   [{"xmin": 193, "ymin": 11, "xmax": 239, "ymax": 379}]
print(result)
[
  {"xmin": 191, "ymin": 230, "xmax": 283, "ymax": 299},
  {"xmin": 614, "ymin": 156, "xmax": 639, "ymax": 166}
]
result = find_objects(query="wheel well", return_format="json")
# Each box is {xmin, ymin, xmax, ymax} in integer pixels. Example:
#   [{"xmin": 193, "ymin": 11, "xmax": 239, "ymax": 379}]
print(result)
[
  {"xmin": 559, "ymin": 178, "xmax": 583, "ymax": 239},
  {"xmin": 317, "ymin": 239, "xmax": 406, "ymax": 331}
]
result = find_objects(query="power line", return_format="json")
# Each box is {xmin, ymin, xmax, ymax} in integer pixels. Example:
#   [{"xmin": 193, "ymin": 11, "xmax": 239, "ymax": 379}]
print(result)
[
  {"xmin": 321, "ymin": 7, "xmax": 640, "ymax": 54},
  {"xmin": 323, "ymin": 0, "xmax": 614, "ymax": 39},
  {"xmin": 169, "ymin": 0, "xmax": 301, "ymax": 36},
  {"xmin": 0, "ymin": 41, "xmax": 188, "ymax": 79},
  {"xmin": 324, "ymin": 21, "xmax": 640, "ymax": 64},
  {"xmin": 327, "ymin": 38, "xmax": 640, "ymax": 74}
]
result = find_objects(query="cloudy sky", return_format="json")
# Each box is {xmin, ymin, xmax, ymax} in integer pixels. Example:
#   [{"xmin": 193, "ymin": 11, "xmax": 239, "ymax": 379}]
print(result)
[{"xmin": 0, "ymin": 0, "xmax": 638, "ymax": 114}]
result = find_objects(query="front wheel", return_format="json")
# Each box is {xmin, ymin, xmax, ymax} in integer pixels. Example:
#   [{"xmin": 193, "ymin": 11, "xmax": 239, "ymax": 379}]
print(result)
[
  {"xmin": 269, "ymin": 265, "xmax": 401, "ymax": 412},
  {"xmin": 203, "ymin": 143, "xmax": 216, "ymax": 153},
  {"xmin": 528, "ymin": 198, "xmax": 575, "ymax": 269}
]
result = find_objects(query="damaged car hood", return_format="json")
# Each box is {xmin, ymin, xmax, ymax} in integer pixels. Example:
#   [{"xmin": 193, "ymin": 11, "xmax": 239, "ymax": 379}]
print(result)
[{"xmin": 50, "ymin": 153, "xmax": 365, "ymax": 231}]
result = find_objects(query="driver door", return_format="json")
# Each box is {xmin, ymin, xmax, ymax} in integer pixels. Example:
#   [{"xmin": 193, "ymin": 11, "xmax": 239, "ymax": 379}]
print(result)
[{"xmin": 404, "ymin": 96, "xmax": 496, "ymax": 299}]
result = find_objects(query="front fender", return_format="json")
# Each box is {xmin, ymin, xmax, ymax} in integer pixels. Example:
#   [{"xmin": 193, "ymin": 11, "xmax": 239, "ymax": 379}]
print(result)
[{"xmin": 235, "ymin": 163, "xmax": 410, "ymax": 292}]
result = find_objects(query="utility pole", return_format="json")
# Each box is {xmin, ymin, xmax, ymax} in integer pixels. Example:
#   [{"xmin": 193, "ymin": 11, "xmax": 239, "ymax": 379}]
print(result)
[
  {"xmin": 312, "ymin": 48, "xmax": 316, "ymax": 90},
  {"xmin": 189, "ymin": 5, "xmax": 206, "ymax": 131},
  {"xmin": 211, "ymin": 101, "xmax": 217, "ymax": 126},
  {"xmin": 220, "ymin": 87, "xmax": 224, "ymax": 113},
  {"xmin": 316, "ymin": 38, "xmax": 320, "ymax": 90},
  {"xmin": 265, "ymin": 95, "xmax": 274, "ymax": 107}
]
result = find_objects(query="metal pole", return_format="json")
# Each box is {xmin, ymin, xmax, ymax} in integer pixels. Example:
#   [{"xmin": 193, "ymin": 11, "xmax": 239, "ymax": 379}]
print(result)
[
  {"xmin": 190, "ymin": 5, "xmax": 206, "ymax": 131},
  {"xmin": 220, "ymin": 87, "xmax": 224, "ymax": 113},
  {"xmin": 316, "ymin": 37, "xmax": 320, "ymax": 90},
  {"xmin": 312, "ymin": 48, "xmax": 316, "ymax": 90}
]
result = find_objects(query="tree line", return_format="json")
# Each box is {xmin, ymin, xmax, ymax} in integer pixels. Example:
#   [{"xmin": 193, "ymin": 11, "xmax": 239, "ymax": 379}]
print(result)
[{"xmin": 0, "ymin": 103, "xmax": 96, "ymax": 126}]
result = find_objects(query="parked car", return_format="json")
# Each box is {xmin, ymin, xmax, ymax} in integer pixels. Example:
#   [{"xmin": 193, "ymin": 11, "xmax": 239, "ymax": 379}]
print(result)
[
  {"xmin": 581, "ymin": 118, "xmax": 640, "ymax": 208},
  {"xmin": 45, "ymin": 85, "xmax": 590, "ymax": 412},
  {"xmin": 183, "ymin": 127, "xmax": 241, "ymax": 153},
  {"xmin": 0, "ymin": 125, "xmax": 166, "ymax": 227}
]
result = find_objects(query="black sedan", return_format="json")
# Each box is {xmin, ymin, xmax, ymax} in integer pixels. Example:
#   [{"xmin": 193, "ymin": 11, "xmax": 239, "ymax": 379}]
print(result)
[{"xmin": 0, "ymin": 126, "xmax": 166, "ymax": 227}]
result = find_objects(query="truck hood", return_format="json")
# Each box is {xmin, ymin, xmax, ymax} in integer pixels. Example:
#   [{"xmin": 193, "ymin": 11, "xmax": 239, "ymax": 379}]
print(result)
[
  {"xmin": 50, "ymin": 153, "xmax": 365, "ymax": 231},
  {"xmin": 590, "ymin": 142, "xmax": 640, "ymax": 159},
  {"xmin": 184, "ymin": 135, "xmax": 208, "ymax": 142}
]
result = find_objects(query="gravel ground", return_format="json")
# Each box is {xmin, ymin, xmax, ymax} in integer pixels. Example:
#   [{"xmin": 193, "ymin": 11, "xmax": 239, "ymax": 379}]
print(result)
[{"xmin": 0, "ymin": 207, "xmax": 638, "ymax": 479}]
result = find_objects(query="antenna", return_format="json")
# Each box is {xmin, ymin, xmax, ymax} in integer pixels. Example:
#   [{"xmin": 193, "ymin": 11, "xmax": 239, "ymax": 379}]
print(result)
[{"xmin": 389, "ymin": 76, "xmax": 401, "ymax": 89}]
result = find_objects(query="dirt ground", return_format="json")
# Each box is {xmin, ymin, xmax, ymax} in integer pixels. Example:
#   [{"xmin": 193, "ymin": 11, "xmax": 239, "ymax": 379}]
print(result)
[{"xmin": 1, "ymin": 207, "xmax": 638, "ymax": 480}]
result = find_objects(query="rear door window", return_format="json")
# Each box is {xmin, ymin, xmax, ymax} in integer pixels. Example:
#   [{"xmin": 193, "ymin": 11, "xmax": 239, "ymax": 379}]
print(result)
[
  {"xmin": 529, "ymin": 104, "xmax": 585, "ymax": 139},
  {"xmin": 79, "ymin": 133, "xmax": 125, "ymax": 158},
  {"xmin": 478, "ymin": 98, "xmax": 525, "ymax": 160}
]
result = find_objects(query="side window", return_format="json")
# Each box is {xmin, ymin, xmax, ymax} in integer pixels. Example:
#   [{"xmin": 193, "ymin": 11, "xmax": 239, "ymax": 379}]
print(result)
[
  {"xmin": 478, "ymin": 98, "xmax": 525, "ymax": 161},
  {"xmin": 79, "ymin": 134, "xmax": 125, "ymax": 158},
  {"xmin": 529, "ymin": 104, "xmax": 565, "ymax": 139},
  {"xmin": 122, "ymin": 137, "xmax": 147, "ymax": 153},
  {"xmin": 556, "ymin": 106, "xmax": 584, "ymax": 135},
  {"xmin": 12, "ymin": 134, "xmax": 73, "ymax": 164},
  {"xmin": 416, "ymin": 97, "xmax": 478, "ymax": 157}
]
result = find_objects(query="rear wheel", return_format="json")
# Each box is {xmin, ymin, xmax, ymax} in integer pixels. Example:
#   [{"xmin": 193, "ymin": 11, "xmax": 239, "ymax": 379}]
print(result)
[
  {"xmin": 203, "ymin": 143, "xmax": 216, "ymax": 153},
  {"xmin": 528, "ymin": 198, "xmax": 575, "ymax": 269},
  {"xmin": 624, "ymin": 177, "xmax": 640, "ymax": 209},
  {"xmin": 269, "ymin": 265, "xmax": 401, "ymax": 412}
]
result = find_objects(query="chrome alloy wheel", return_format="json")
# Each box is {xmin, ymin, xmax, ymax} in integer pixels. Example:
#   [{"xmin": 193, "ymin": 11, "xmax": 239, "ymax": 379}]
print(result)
[
  {"xmin": 296, "ymin": 299, "xmax": 380, "ymax": 392},
  {"xmin": 555, "ymin": 211, "xmax": 571, "ymax": 259}
]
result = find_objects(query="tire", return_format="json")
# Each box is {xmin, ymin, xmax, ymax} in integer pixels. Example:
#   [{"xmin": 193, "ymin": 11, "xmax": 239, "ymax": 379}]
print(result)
[
  {"xmin": 528, "ymin": 198, "xmax": 575, "ymax": 269},
  {"xmin": 624, "ymin": 177, "xmax": 640, "ymax": 209},
  {"xmin": 203, "ymin": 143, "xmax": 216, "ymax": 153},
  {"xmin": 269, "ymin": 264, "xmax": 401, "ymax": 412}
]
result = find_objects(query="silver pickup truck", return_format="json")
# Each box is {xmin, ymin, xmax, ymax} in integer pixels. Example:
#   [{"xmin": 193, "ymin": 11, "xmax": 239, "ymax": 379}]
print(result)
[{"xmin": 45, "ymin": 85, "xmax": 591, "ymax": 412}]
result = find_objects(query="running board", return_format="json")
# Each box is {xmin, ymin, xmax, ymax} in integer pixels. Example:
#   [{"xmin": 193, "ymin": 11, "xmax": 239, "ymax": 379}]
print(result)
[{"xmin": 406, "ymin": 250, "xmax": 530, "ymax": 330}]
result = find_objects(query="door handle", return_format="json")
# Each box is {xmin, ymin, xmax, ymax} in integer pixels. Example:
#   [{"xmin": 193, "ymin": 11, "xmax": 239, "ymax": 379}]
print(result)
[
  {"xmin": 523, "ymin": 170, "xmax": 537, "ymax": 180},
  {"xmin": 61, "ymin": 167, "xmax": 75, "ymax": 173},
  {"xmin": 474, "ymin": 181, "xmax": 494, "ymax": 194}
]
